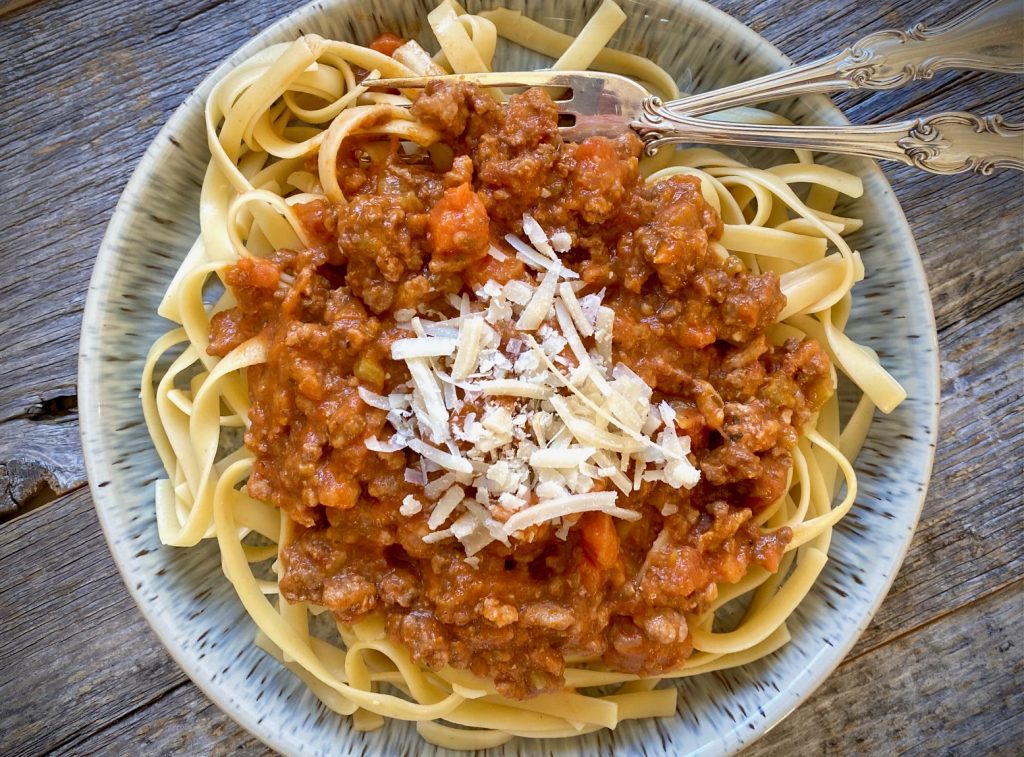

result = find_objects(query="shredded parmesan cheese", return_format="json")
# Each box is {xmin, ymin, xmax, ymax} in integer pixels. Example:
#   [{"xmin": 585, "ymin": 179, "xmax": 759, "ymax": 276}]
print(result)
[
  {"xmin": 475, "ymin": 380, "xmax": 553, "ymax": 399},
  {"xmin": 529, "ymin": 447, "xmax": 596, "ymax": 468},
  {"xmin": 451, "ymin": 315, "xmax": 485, "ymax": 379},
  {"xmin": 516, "ymin": 265, "xmax": 561, "ymax": 331},
  {"xmin": 363, "ymin": 213, "xmax": 701, "ymax": 560},
  {"xmin": 522, "ymin": 214, "xmax": 557, "ymax": 259},
  {"xmin": 504, "ymin": 233, "xmax": 579, "ymax": 279},
  {"xmin": 503, "ymin": 492, "xmax": 641, "ymax": 535},
  {"xmin": 400, "ymin": 495, "xmax": 424, "ymax": 516},
  {"xmin": 551, "ymin": 231, "xmax": 572, "ymax": 252},
  {"xmin": 357, "ymin": 386, "xmax": 391, "ymax": 410},
  {"xmin": 408, "ymin": 438, "xmax": 473, "ymax": 475},
  {"xmin": 558, "ymin": 282, "xmax": 594, "ymax": 338},
  {"xmin": 428, "ymin": 485, "xmax": 465, "ymax": 529},
  {"xmin": 365, "ymin": 435, "xmax": 405, "ymax": 453},
  {"xmin": 391, "ymin": 336, "xmax": 458, "ymax": 360}
]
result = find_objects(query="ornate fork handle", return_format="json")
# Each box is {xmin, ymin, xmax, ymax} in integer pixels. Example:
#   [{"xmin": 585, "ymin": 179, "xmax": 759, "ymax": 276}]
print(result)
[
  {"xmin": 633, "ymin": 104, "xmax": 1024, "ymax": 175},
  {"xmin": 668, "ymin": 0, "xmax": 1024, "ymax": 117}
]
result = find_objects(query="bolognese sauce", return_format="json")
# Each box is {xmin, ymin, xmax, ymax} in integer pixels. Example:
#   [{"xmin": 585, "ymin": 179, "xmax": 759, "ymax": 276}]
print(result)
[{"xmin": 208, "ymin": 81, "xmax": 832, "ymax": 699}]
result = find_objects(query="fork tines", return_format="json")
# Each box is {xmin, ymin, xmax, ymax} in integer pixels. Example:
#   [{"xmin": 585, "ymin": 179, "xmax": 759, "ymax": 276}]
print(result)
[{"xmin": 369, "ymin": 71, "xmax": 650, "ymax": 141}]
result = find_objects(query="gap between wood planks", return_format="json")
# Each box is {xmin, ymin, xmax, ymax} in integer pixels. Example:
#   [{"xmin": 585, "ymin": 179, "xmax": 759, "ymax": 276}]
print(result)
[
  {"xmin": 151, "ymin": 0, "xmax": 239, "ymax": 40},
  {"xmin": 0, "ymin": 384, "xmax": 83, "ymax": 519},
  {"xmin": 744, "ymin": 578, "xmax": 1024, "ymax": 756},
  {"xmin": 44, "ymin": 677, "xmax": 195, "ymax": 756},
  {"xmin": 0, "ymin": 480, "xmax": 86, "ymax": 525},
  {"xmin": 840, "ymin": 573, "xmax": 1024, "ymax": 668}
]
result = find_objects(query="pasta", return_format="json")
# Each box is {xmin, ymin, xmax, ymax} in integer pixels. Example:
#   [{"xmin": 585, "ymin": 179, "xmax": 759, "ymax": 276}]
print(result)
[{"xmin": 141, "ymin": 0, "xmax": 906, "ymax": 748}]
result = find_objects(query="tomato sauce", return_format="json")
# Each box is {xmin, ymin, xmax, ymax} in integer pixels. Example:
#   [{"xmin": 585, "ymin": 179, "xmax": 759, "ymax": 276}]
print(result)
[{"xmin": 208, "ymin": 82, "xmax": 832, "ymax": 698}]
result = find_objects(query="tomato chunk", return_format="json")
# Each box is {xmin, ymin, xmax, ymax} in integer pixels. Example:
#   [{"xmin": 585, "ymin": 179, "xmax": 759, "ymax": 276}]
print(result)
[
  {"xmin": 463, "ymin": 251, "xmax": 525, "ymax": 290},
  {"xmin": 428, "ymin": 183, "xmax": 491, "ymax": 271},
  {"xmin": 369, "ymin": 32, "xmax": 405, "ymax": 57},
  {"xmin": 574, "ymin": 138, "xmax": 623, "ymax": 189}
]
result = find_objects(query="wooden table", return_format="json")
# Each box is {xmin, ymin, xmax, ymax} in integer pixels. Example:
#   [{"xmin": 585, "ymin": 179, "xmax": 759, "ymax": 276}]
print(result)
[{"xmin": 1, "ymin": 0, "xmax": 1021, "ymax": 754}]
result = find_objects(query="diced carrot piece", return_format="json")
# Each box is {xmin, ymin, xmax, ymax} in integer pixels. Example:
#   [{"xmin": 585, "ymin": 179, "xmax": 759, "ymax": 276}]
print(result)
[
  {"xmin": 224, "ymin": 257, "xmax": 279, "ymax": 290},
  {"xmin": 580, "ymin": 511, "xmax": 620, "ymax": 569}
]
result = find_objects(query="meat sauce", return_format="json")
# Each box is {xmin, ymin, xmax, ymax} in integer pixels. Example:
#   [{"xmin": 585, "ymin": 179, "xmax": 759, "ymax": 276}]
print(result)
[{"xmin": 208, "ymin": 80, "xmax": 833, "ymax": 699}]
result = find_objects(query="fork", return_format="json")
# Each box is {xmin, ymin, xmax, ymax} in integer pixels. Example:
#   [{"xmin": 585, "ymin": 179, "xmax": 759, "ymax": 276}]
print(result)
[
  {"xmin": 371, "ymin": 0, "xmax": 1024, "ymax": 175},
  {"xmin": 372, "ymin": 69, "xmax": 1023, "ymax": 175}
]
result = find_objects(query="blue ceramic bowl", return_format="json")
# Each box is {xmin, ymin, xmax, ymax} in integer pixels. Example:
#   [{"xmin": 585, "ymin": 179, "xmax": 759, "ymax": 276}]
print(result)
[{"xmin": 79, "ymin": 1, "xmax": 939, "ymax": 754}]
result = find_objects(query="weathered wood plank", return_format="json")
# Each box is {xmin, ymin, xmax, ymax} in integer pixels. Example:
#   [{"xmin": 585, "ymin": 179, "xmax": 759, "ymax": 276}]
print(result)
[
  {"xmin": 0, "ymin": 0, "xmax": 44, "ymax": 19},
  {"xmin": 850, "ymin": 295, "xmax": 1024, "ymax": 657},
  {"xmin": 749, "ymin": 581, "xmax": 1024, "ymax": 756},
  {"xmin": 52, "ymin": 682, "xmax": 267, "ymax": 756},
  {"xmin": 0, "ymin": 489, "xmax": 189, "ymax": 755},
  {"xmin": 0, "ymin": 0, "xmax": 298, "ymax": 516}
]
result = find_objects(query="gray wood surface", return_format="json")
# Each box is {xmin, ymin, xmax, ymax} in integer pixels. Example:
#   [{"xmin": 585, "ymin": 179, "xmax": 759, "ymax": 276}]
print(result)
[{"xmin": 0, "ymin": 0, "xmax": 1021, "ymax": 754}]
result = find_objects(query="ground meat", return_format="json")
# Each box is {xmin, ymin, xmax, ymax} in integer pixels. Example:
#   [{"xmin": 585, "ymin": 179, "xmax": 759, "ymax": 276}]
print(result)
[
  {"xmin": 392, "ymin": 610, "xmax": 451, "ymax": 670},
  {"xmin": 335, "ymin": 193, "xmax": 427, "ymax": 313},
  {"xmin": 520, "ymin": 602, "xmax": 575, "ymax": 631},
  {"xmin": 604, "ymin": 612, "xmax": 693, "ymax": 676},
  {"xmin": 410, "ymin": 80, "xmax": 494, "ymax": 140},
  {"xmin": 478, "ymin": 597, "xmax": 519, "ymax": 628},
  {"xmin": 208, "ymin": 82, "xmax": 833, "ymax": 700},
  {"xmin": 379, "ymin": 568, "xmax": 419, "ymax": 608},
  {"xmin": 323, "ymin": 572, "xmax": 378, "ymax": 619},
  {"xmin": 471, "ymin": 88, "xmax": 563, "ymax": 226}
]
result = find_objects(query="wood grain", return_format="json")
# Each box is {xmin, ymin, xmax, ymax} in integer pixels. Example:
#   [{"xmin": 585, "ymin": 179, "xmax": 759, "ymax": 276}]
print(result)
[
  {"xmin": 0, "ymin": 0, "xmax": 42, "ymax": 19},
  {"xmin": 0, "ymin": 0, "xmax": 286, "ymax": 516},
  {"xmin": 57, "ymin": 681, "xmax": 267, "ymax": 756},
  {"xmin": 0, "ymin": 489, "xmax": 188, "ymax": 755},
  {"xmin": 0, "ymin": 0, "xmax": 1021, "ymax": 754},
  {"xmin": 849, "ymin": 296, "xmax": 1024, "ymax": 658},
  {"xmin": 3, "ymin": 511, "xmax": 1021, "ymax": 756},
  {"xmin": 748, "ymin": 580, "xmax": 1024, "ymax": 757}
]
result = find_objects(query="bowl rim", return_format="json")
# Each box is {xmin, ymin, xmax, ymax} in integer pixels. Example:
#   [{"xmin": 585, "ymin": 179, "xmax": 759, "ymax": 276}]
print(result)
[{"xmin": 78, "ymin": 0, "xmax": 940, "ymax": 753}]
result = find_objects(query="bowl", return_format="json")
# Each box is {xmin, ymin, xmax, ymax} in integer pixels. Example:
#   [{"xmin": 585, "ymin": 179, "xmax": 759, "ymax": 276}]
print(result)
[{"xmin": 78, "ymin": 0, "xmax": 939, "ymax": 754}]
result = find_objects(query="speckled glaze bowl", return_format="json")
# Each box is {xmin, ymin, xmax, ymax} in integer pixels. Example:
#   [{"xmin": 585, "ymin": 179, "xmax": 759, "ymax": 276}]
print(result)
[{"xmin": 79, "ymin": 1, "xmax": 939, "ymax": 754}]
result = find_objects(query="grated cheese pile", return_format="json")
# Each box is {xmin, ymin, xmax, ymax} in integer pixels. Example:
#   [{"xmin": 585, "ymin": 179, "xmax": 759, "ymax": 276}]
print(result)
[{"xmin": 361, "ymin": 215, "xmax": 700, "ymax": 563}]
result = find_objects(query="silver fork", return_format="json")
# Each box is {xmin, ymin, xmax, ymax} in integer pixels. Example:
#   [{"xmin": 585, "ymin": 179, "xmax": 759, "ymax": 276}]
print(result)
[
  {"xmin": 371, "ymin": 69, "xmax": 1023, "ymax": 175},
  {"xmin": 370, "ymin": 0, "xmax": 1023, "ymax": 175}
]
